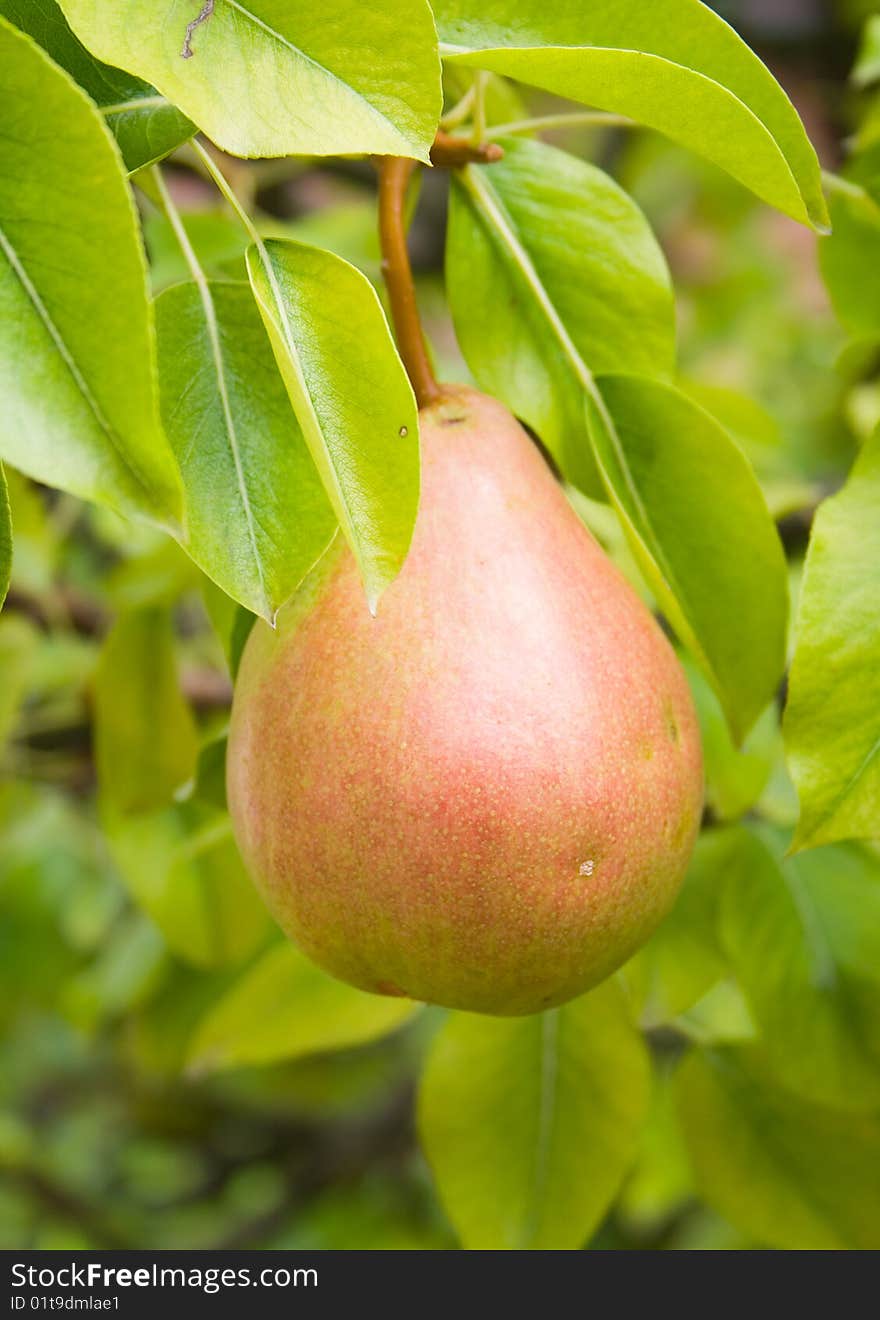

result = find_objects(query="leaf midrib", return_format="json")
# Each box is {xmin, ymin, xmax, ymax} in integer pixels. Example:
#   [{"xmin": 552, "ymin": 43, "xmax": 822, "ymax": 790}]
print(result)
[
  {"xmin": 247, "ymin": 246, "xmax": 372, "ymax": 608},
  {"xmin": 519, "ymin": 1008, "xmax": 560, "ymax": 1248},
  {"xmin": 190, "ymin": 280, "xmax": 270, "ymax": 618},
  {"xmin": 223, "ymin": 0, "xmax": 416, "ymax": 150}
]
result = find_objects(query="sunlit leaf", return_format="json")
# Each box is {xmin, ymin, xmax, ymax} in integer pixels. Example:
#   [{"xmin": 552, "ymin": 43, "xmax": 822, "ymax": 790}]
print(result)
[
  {"xmin": 58, "ymin": 0, "xmax": 440, "ymax": 160},
  {"xmin": 447, "ymin": 138, "xmax": 674, "ymax": 491},
  {"xmin": 0, "ymin": 0, "xmax": 193, "ymax": 171},
  {"xmin": 247, "ymin": 240, "xmax": 419, "ymax": 609},
  {"xmin": 436, "ymin": 0, "xmax": 828, "ymax": 228},
  {"xmin": 586, "ymin": 376, "xmax": 788, "ymax": 740}
]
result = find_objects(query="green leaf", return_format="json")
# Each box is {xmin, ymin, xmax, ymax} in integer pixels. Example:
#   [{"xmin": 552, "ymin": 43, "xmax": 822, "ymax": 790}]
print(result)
[
  {"xmin": 819, "ymin": 177, "xmax": 880, "ymax": 339},
  {"xmin": 0, "ymin": 0, "xmax": 193, "ymax": 172},
  {"xmin": 247, "ymin": 240, "xmax": 419, "ymax": 609},
  {"xmin": 144, "ymin": 210, "xmax": 248, "ymax": 292},
  {"xmin": 447, "ymin": 140, "xmax": 674, "ymax": 491},
  {"xmin": 436, "ymin": 0, "xmax": 828, "ymax": 229},
  {"xmin": 93, "ymin": 608, "xmax": 198, "ymax": 816},
  {"xmin": 418, "ymin": 982, "xmax": 650, "ymax": 1249},
  {"xmin": 685, "ymin": 659, "xmax": 779, "ymax": 822},
  {"xmin": 586, "ymin": 376, "xmax": 788, "ymax": 741},
  {"xmin": 105, "ymin": 804, "xmax": 270, "ymax": 969},
  {"xmin": 0, "ymin": 19, "xmax": 182, "ymax": 527},
  {"xmin": 2, "ymin": 468, "xmax": 58, "ymax": 599},
  {"xmin": 200, "ymin": 577, "xmax": 255, "ymax": 680},
  {"xmin": 156, "ymin": 280, "xmax": 337, "ymax": 621},
  {"xmin": 853, "ymin": 14, "xmax": 880, "ymax": 90},
  {"xmin": 58, "ymin": 0, "xmax": 440, "ymax": 160},
  {"xmin": 0, "ymin": 615, "xmax": 39, "ymax": 746},
  {"xmin": 0, "ymin": 465, "xmax": 10, "ymax": 611},
  {"xmin": 677, "ymin": 1047, "xmax": 880, "ymax": 1249},
  {"xmin": 188, "ymin": 942, "xmax": 420, "ymax": 1073},
  {"xmin": 63, "ymin": 912, "xmax": 167, "ymax": 1030},
  {"xmin": 720, "ymin": 828, "xmax": 880, "ymax": 1110},
  {"xmin": 625, "ymin": 828, "xmax": 735, "ymax": 1025},
  {"xmin": 784, "ymin": 430, "xmax": 880, "ymax": 849},
  {"xmin": 188, "ymin": 732, "xmax": 229, "ymax": 812}
]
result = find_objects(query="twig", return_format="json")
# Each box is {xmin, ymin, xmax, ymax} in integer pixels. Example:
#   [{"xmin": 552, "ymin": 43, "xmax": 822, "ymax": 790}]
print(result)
[
  {"xmin": 430, "ymin": 130, "xmax": 504, "ymax": 168},
  {"xmin": 376, "ymin": 157, "xmax": 440, "ymax": 409}
]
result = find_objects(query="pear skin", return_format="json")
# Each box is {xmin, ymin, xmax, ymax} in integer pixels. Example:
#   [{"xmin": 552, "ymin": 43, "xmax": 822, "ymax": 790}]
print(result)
[{"xmin": 228, "ymin": 388, "xmax": 703, "ymax": 1015}]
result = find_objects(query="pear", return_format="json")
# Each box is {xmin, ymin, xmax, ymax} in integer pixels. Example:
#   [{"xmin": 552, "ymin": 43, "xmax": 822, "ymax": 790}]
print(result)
[{"xmin": 227, "ymin": 388, "xmax": 703, "ymax": 1015}]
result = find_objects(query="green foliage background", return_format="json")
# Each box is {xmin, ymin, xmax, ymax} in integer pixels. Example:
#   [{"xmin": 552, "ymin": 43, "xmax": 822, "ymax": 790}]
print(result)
[{"xmin": 1, "ymin": 0, "xmax": 880, "ymax": 1250}]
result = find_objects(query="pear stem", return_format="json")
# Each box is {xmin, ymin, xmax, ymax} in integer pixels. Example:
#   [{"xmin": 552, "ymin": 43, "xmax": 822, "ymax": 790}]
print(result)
[{"xmin": 377, "ymin": 156, "xmax": 441, "ymax": 409}]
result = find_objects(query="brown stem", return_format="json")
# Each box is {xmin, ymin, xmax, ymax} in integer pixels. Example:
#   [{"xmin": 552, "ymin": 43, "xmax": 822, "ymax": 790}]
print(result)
[
  {"xmin": 430, "ymin": 130, "xmax": 504, "ymax": 168},
  {"xmin": 376, "ymin": 157, "xmax": 440, "ymax": 409}
]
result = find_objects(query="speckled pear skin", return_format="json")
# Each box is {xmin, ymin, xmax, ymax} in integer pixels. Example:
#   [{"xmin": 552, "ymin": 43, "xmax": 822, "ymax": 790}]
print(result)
[{"xmin": 227, "ymin": 388, "xmax": 703, "ymax": 1015}]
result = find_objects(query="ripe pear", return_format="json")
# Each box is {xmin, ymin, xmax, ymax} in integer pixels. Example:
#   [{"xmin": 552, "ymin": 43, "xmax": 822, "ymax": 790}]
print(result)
[{"xmin": 228, "ymin": 388, "xmax": 703, "ymax": 1015}]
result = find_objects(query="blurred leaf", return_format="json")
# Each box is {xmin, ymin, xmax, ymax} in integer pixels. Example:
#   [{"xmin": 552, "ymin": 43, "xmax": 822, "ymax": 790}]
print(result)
[
  {"xmin": 586, "ymin": 376, "xmax": 788, "ymax": 741},
  {"xmin": 93, "ymin": 608, "xmax": 198, "ymax": 816},
  {"xmin": 107, "ymin": 805, "xmax": 270, "ymax": 970},
  {"xmin": 436, "ymin": 0, "xmax": 828, "ymax": 228},
  {"xmin": 284, "ymin": 1176, "xmax": 451, "ymax": 1250},
  {"xmin": 188, "ymin": 942, "xmax": 420, "ymax": 1073},
  {"xmin": 200, "ymin": 580, "xmax": 255, "ymax": 680},
  {"xmin": 686, "ymin": 660, "xmax": 778, "ymax": 822},
  {"xmin": 625, "ymin": 829, "xmax": 734, "ymax": 1024},
  {"xmin": 63, "ymin": 913, "xmax": 167, "ymax": 1031},
  {"xmin": 820, "ymin": 177, "xmax": 880, "ymax": 338},
  {"xmin": 0, "ymin": 0, "xmax": 193, "ymax": 171},
  {"xmin": 3, "ymin": 469, "xmax": 57, "ymax": 598},
  {"xmin": 156, "ymin": 279, "xmax": 337, "ymax": 621},
  {"xmin": 247, "ymin": 240, "xmax": 419, "ymax": 610},
  {"xmin": 58, "ymin": 0, "xmax": 440, "ymax": 160},
  {"xmin": 0, "ymin": 465, "xmax": 10, "ymax": 610},
  {"xmin": 617, "ymin": 1068, "xmax": 694, "ymax": 1237},
  {"xmin": 188, "ymin": 733, "xmax": 229, "ymax": 812},
  {"xmin": 680, "ymin": 379, "xmax": 817, "ymax": 516},
  {"xmin": 674, "ymin": 980, "xmax": 756, "ymax": 1046},
  {"xmin": 448, "ymin": 139, "xmax": 674, "ymax": 491},
  {"xmin": 0, "ymin": 19, "xmax": 182, "ymax": 526},
  {"xmin": 104, "ymin": 539, "xmax": 201, "ymax": 611},
  {"xmin": 720, "ymin": 828, "xmax": 880, "ymax": 1110},
  {"xmin": 127, "ymin": 963, "xmax": 241, "ymax": 1076},
  {"xmin": 784, "ymin": 430, "xmax": 880, "ymax": 848},
  {"xmin": 443, "ymin": 63, "xmax": 526, "ymax": 125},
  {"xmin": 677, "ymin": 1047, "xmax": 880, "ymax": 1249},
  {"xmin": 418, "ymin": 981, "xmax": 650, "ymax": 1249},
  {"xmin": 144, "ymin": 211, "xmax": 248, "ymax": 293},
  {"xmin": 853, "ymin": 14, "xmax": 880, "ymax": 89},
  {"xmin": 0, "ymin": 615, "xmax": 39, "ymax": 747}
]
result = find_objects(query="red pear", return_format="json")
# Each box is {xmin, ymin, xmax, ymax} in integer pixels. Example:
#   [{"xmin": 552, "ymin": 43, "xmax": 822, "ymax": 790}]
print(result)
[{"xmin": 227, "ymin": 388, "xmax": 703, "ymax": 1015}]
